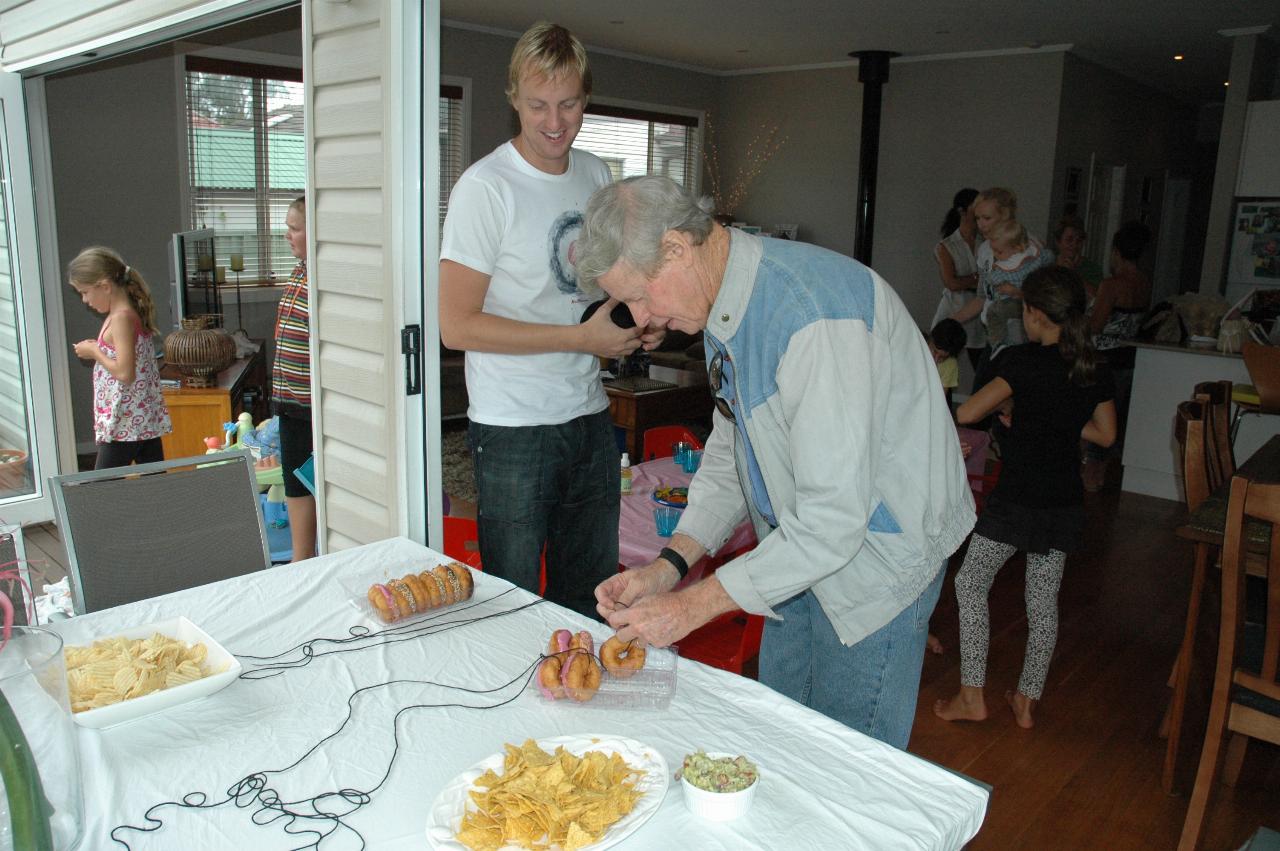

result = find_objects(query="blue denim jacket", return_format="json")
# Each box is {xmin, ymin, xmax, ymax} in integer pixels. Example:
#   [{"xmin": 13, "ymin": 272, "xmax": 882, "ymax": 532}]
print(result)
[{"xmin": 676, "ymin": 231, "xmax": 976, "ymax": 646}]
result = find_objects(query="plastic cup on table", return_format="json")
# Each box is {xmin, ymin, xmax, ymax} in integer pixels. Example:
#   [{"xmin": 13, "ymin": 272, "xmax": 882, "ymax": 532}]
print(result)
[
  {"xmin": 673, "ymin": 441, "xmax": 690, "ymax": 466},
  {"xmin": 682, "ymin": 449, "xmax": 703, "ymax": 474},
  {"xmin": 654, "ymin": 506, "xmax": 681, "ymax": 537}
]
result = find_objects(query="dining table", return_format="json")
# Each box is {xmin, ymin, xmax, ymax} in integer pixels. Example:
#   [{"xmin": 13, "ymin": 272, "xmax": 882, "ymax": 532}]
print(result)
[{"xmin": 53, "ymin": 536, "xmax": 989, "ymax": 850}]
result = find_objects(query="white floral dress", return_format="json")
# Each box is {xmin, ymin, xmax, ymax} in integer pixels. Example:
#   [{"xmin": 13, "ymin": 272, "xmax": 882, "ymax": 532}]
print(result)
[{"xmin": 92, "ymin": 318, "xmax": 172, "ymax": 444}]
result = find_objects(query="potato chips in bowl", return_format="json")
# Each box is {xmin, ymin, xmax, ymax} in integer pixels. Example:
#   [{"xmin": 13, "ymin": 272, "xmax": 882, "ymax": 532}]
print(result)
[{"xmin": 64, "ymin": 616, "xmax": 241, "ymax": 729}]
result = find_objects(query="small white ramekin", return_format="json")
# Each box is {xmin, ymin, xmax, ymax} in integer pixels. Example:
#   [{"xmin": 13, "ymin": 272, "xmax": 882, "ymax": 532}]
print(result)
[{"xmin": 679, "ymin": 752, "xmax": 759, "ymax": 821}]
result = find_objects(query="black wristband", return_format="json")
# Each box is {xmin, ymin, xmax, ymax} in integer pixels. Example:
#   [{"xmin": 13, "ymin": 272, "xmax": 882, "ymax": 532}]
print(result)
[{"xmin": 658, "ymin": 547, "xmax": 690, "ymax": 579}]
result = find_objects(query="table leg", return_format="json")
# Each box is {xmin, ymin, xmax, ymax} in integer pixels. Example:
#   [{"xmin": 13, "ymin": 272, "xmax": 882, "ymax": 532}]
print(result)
[{"xmin": 1163, "ymin": 540, "xmax": 1211, "ymax": 795}]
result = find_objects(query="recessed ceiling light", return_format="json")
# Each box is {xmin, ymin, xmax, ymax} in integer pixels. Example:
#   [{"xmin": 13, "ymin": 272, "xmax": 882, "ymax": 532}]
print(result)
[
  {"xmin": 1224, "ymin": 80, "xmax": 1230, "ymax": 86},
  {"xmin": 1174, "ymin": 54, "xmax": 1184, "ymax": 61}
]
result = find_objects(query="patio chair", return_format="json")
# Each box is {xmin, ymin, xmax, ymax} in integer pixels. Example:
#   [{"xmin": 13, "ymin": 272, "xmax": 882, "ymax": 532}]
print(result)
[
  {"xmin": 641, "ymin": 426, "xmax": 702, "ymax": 462},
  {"xmin": 674, "ymin": 543, "xmax": 763, "ymax": 675},
  {"xmin": 1178, "ymin": 475, "xmax": 1280, "ymax": 850},
  {"xmin": 50, "ymin": 450, "xmax": 270, "ymax": 614},
  {"xmin": 1231, "ymin": 340, "xmax": 1280, "ymax": 443}
]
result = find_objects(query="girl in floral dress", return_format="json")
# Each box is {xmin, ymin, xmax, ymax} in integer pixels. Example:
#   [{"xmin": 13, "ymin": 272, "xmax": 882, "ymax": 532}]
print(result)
[{"xmin": 70, "ymin": 247, "xmax": 172, "ymax": 469}]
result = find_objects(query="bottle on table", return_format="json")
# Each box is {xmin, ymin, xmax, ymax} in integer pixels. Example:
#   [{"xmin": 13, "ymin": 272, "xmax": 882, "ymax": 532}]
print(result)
[{"xmin": 620, "ymin": 452, "xmax": 632, "ymax": 495}]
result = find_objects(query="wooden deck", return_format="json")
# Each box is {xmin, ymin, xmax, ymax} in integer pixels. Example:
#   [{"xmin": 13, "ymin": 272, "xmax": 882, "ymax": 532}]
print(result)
[{"xmin": 18, "ymin": 521, "xmax": 67, "ymax": 588}]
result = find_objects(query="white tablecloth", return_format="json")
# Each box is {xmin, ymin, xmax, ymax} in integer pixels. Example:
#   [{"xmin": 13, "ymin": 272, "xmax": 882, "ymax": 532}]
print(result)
[{"xmin": 55, "ymin": 537, "xmax": 987, "ymax": 850}]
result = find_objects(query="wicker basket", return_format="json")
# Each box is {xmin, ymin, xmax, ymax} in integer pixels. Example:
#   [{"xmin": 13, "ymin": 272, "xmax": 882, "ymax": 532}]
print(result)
[{"xmin": 164, "ymin": 317, "xmax": 235, "ymax": 387}]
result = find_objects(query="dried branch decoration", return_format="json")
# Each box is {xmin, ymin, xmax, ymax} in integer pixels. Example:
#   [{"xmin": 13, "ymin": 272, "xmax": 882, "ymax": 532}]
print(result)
[{"xmin": 703, "ymin": 114, "xmax": 788, "ymax": 216}]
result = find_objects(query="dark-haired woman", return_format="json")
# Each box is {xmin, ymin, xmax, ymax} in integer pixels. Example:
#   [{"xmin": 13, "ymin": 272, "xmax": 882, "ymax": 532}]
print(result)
[
  {"xmin": 1081, "ymin": 221, "xmax": 1152, "ymax": 489},
  {"xmin": 931, "ymin": 188, "xmax": 985, "ymax": 370},
  {"xmin": 934, "ymin": 266, "xmax": 1116, "ymax": 730}
]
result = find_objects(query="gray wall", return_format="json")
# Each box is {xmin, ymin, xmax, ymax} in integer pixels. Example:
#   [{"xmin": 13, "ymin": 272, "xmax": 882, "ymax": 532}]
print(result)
[
  {"xmin": 1050, "ymin": 54, "xmax": 1198, "ymax": 284},
  {"xmin": 717, "ymin": 52, "xmax": 1066, "ymax": 328},
  {"xmin": 45, "ymin": 22, "xmax": 301, "ymax": 451},
  {"xmin": 441, "ymin": 25, "xmax": 719, "ymax": 167}
]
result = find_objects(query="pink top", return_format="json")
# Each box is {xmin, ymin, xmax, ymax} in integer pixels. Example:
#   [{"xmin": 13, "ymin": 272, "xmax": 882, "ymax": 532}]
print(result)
[{"xmin": 92, "ymin": 317, "xmax": 172, "ymax": 444}]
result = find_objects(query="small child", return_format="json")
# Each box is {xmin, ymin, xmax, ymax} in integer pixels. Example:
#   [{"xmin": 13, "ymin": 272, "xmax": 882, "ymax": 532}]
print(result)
[
  {"xmin": 981, "ymin": 219, "xmax": 1050, "ymax": 349},
  {"xmin": 69, "ymin": 247, "xmax": 172, "ymax": 469},
  {"xmin": 928, "ymin": 318, "xmax": 967, "ymax": 410}
]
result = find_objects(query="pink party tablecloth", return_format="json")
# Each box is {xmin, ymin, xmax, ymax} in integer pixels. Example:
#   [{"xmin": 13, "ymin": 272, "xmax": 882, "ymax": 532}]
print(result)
[{"xmin": 618, "ymin": 456, "xmax": 757, "ymax": 568}]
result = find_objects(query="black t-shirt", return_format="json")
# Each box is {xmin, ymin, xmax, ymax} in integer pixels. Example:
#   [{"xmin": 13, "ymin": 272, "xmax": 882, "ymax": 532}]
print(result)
[{"xmin": 989, "ymin": 343, "xmax": 1115, "ymax": 508}]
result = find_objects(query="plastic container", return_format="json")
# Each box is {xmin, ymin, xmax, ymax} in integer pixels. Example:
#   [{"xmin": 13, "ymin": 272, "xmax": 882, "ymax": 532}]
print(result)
[
  {"xmin": 339, "ymin": 561, "xmax": 478, "ymax": 626},
  {"xmin": 529, "ymin": 644, "xmax": 678, "ymax": 710},
  {"xmin": 679, "ymin": 752, "xmax": 760, "ymax": 822},
  {"xmin": 682, "ymin": 449, "xmax": 704, "ymax": 474},
  {"xmin": 654, "ymin": 506, "xmax": 681, "ymax": 536},
  {"xmin": 620, "ymin": 452, "xmax": 633, "ymax": 495}
]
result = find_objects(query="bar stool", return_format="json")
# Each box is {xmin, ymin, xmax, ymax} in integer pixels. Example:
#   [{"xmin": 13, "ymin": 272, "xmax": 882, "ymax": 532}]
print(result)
[{"xmin": 1230, "ymin": 340, "xmax": 1280, "ymax": 443}]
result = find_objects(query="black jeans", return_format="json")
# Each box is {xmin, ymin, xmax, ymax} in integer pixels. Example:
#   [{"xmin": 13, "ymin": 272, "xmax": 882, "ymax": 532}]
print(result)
[
  {"xmin": 95, "ymin": 437, "xmax": 164, "ymax": 470},
  {"xmin": 467, "ymin": 409, "xmax": 619, "ymax": 620}
]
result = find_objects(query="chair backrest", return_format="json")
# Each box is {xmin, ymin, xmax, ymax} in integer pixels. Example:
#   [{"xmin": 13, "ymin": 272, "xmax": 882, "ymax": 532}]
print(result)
[
  {"xmin": 50, "ymin": 450, "xmax": 270, "ymax": 614},
  {"xmin": 1241, "ymin": 340, "xmax": 1280, "ymax": 412},
  {"xmin": 1193, "ymin": 380, "xmax": 1235, "ymax": 488},
  {"xmin": 442, "ymin": 516, "xmax": 483, "ymax": 570},
  {"xmin": 1175, "ymin": 400, "xmax": 1213, "ymax": 514},
  {"xmin": 641, "ymin": 426, "xmax": 703, "ymax": 461},
  {"xmin": 1218, "ymin": 475, "xmax": 1280, "ymax": 702}
]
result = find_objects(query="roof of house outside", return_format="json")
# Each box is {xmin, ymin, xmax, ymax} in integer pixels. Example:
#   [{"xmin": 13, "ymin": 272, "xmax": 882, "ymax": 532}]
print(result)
[{"xmin": 190, "ymin": 128, "xmax": 305, "ymax": 189}]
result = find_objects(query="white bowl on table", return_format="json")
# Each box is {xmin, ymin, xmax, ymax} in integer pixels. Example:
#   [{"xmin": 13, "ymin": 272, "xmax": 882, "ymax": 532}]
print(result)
[{"xmin": 679, "ymin": 752, "xmax": 760, "ymax": 821}]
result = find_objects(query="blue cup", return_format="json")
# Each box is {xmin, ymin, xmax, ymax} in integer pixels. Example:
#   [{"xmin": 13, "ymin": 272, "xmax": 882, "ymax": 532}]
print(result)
[
  {"xmin": 654, "ymin": 506, "xmax": 681, "ymax": 537},
  {"xmin": 682, "ymin": 449, "xmax": 703, "ymax": 474},
  {"xmin": 673, "ymin": 441, "xmax": 690, "ymax": 466}
]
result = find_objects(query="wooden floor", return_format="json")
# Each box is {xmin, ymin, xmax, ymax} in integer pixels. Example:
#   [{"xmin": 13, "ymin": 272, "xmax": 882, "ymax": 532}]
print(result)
[
  {"xmin": 16, "ymin": 487, "xmax": 1278, "ymax": 847},
  {"xmin": 911, "ymin": 488, "xmax": 1279, "ymax": 850}
]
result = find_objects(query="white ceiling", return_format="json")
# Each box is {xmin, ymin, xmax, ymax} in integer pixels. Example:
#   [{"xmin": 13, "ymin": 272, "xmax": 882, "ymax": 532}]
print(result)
[{"xmin": 441, "ymin": 0, "xmax": 1279, "ymax": 104}]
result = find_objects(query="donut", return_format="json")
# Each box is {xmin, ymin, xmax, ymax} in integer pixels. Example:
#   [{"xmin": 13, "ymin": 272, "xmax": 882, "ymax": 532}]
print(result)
[
  {"xmin": 600, "ymin": 636, "xmax": 646, "ymax": 679},
  {"xmin": 418, "ymin": 569, "xmax": 446, "ymax": 608},
  {"xmin": 569, "ymin": 630, "xmax": 594, "ymax": 655},
  {"xmin": 446, "ymin": 561, "xmax": 474, "ymax": 600},
  {"xmin": 366, "ymin": 583, "xmax": 400, "ymax": 623},
  {"xmin": 560, "ymin": 649, "xmax": 602, "ymax": 702},
  {"xmin": 431, "ymin": 565, "xmax": 456, "ymax": 605},
  {"xmin": 388, "ymin": 579, "xmax": 418, "ymax": 614},
  {"xmin": 547, "ymin": 629, "xmax": 573, "ymax": 656},
  {"xmin": 402, "ymin": 573, "xmax": 430, "ymax": 609},
  {"xmin": 440, "ymin": 562, "xmax": 467, "ymax": 602},
  {"xmin": 537, "ymin": 654, "xmax": 566, "ymax": 700}
]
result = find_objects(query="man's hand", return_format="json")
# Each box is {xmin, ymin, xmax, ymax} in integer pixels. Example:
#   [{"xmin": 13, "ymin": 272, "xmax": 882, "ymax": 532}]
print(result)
[
  {"xmin": 595, "ymin": 560, "xmax": 679, "ymax": 620},
  {"xmin": 639, "ymin": 323, "xmax": 667, "ymax": 352},
  {"xmin": 602, "ymin": 574, "xmax": 738, "ymax": 647},
  {"xmin": 579, "ymin": 297, "xmax": 642, "ymax": 358}
]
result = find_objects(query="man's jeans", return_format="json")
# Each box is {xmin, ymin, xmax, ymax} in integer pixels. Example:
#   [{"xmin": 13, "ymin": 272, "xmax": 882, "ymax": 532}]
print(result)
[
  {"xmin": 468, "ymin": 409, "xmax": 619, "ymax": 620},
  {"xmin": 758, "ymin": 565, "xmax": 944, "ymax": 749}
]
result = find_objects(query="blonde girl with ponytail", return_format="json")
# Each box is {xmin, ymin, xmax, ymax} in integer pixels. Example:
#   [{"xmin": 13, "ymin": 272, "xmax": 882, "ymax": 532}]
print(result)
[
  {"xmin": 935, "ymin": 265, "xmax": 1115, "ymax": 730},
  {"xmin": 70, "ymin": 246, "xmax": 172, "ymax": 469}
]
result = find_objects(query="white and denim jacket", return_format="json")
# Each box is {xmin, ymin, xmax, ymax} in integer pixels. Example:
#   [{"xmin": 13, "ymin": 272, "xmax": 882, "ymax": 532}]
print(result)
[{"xmin": 676, "ymin": 230, "xmax": 976, "ymax": 646}]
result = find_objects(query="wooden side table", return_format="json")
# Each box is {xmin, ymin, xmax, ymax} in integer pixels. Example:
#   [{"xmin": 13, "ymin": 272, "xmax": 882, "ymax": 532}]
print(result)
[
  {"xmin": 160, "ymin": 348, "xmax": 267, "ymax": 459},
  {"xmin": 604, "ymin": 380, "xmax": 712, "ymax": 459}
]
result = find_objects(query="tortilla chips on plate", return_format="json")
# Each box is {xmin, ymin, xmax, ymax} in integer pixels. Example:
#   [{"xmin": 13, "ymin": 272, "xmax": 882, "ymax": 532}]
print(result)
[{"xmin": 456, "ymin": 738, "xmax": 644, "ymax": 850}]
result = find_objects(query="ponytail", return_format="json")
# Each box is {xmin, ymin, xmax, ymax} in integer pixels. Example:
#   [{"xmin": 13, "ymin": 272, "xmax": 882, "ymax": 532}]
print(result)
[
  {"xmin": 1022, "ymin": 265, "xmax": 1098, "ymax": 386},
  {"xmin": 67, "ymin": 246, "xmax": 158, "ymax": 334},
  {"xmin": 940, "ymin": 187, "xmax": 979, "ymax": 238}
]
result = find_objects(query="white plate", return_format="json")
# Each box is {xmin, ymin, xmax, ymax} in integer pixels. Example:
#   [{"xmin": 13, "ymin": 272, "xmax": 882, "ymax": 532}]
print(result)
[
  {"xmin": 70, "ymin": 616, "xmax": 242, "ymax": 730},
  {"xmin": 425, "ymin": 734, "xmax": 669, "ymax": 851}
]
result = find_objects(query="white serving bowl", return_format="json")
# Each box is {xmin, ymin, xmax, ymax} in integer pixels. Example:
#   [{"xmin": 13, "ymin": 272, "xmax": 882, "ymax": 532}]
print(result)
[{"xmin": 679, "ymin": 752, "xmax": 759, "ymax": 821}]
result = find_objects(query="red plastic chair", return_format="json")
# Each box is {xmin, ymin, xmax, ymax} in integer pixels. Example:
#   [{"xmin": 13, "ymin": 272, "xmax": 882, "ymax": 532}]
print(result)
[
  {"xmin": 673, "ymin": 543, "xmax": 764, "ymax": 675},
  {"xmin": 641, "ymin": 426, "xmax": 703, "ymax": 462},
  {"xmin": 967, "ymin": 458, "xmax": 1002, "ymax": 516},
  {"xmin": 442, "ymin": 516, "xmax": 548, "ymax": 595}
]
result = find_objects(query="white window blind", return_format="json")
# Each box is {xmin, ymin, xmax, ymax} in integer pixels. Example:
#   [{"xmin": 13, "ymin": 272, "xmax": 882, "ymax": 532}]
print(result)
[
  {"xmin": 439, "ymin": 84, "xmax": 465, "ymax": 234},
  {"xmin": 576, "ymin": 104, "xmax": 699, "ymax": 187},
  {"xmin": 185, "ymin": 57, "xmax": 304, "ymax": 284}
]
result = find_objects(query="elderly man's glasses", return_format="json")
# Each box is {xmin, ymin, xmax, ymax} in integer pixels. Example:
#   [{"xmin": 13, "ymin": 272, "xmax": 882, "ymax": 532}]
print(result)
[{"xmin": 708, "ymin": 351, "xmax": 735, "ymax": 422}]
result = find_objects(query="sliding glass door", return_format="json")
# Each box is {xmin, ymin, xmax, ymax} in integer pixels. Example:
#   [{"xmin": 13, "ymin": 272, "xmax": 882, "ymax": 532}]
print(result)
[{"xmin": 0, "ymin": 71, "xmax": 61, "ymax": 524}]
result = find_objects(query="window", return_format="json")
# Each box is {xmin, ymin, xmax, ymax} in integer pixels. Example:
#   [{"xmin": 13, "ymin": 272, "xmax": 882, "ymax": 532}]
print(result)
[
  {"xmin": 575, "ymin": 103, "xmax": 700, "ymax": 188},
  {"xmin": 184, "ymin": 56, "xmax": 304, "ymax": 283},
  {"xmin": 439, "ymin": 83, "xmax": 467, "ymax": 234}
]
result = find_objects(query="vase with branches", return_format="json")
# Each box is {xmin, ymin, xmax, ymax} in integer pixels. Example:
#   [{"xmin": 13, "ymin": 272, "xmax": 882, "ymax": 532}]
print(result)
[{"xmin": 703, "ymin": 114, "xmax": 788, "ymax": 220}]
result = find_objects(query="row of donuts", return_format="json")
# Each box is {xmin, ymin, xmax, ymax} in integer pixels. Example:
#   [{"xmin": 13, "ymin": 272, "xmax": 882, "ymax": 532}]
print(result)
[{"xmin": 366, "ymin": 562, "xmax": 474, "ymax": 623}]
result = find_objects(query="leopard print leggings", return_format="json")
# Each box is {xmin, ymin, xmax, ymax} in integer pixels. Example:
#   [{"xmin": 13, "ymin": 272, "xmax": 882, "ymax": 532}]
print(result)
[{"xmin": 954, "ymin": 532, "xmax": 1067, "ymax": 701}]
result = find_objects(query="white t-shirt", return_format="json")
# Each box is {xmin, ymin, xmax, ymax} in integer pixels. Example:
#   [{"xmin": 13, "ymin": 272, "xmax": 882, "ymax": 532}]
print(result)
[{"xmin": 441, "ymin": 142, "xmax": 614, "ymax": 426}]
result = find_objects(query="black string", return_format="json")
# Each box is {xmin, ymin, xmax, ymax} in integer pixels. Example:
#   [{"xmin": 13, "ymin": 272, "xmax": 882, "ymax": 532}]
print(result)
[{"xmin": 108, "ymin": 591, "xmax": 553, "ymax": 850}]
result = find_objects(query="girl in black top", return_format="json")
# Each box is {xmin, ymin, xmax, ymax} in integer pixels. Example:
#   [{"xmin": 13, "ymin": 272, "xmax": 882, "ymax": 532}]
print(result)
[{"xmin": 934, "ymin": 266, "xmax": 1117, "ymax": 729}]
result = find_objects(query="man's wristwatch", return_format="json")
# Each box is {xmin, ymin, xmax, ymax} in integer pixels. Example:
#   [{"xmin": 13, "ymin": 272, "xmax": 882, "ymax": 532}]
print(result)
[{"xmin": 657, "ymin": 546, "xmax": 689, "ymax": 579}]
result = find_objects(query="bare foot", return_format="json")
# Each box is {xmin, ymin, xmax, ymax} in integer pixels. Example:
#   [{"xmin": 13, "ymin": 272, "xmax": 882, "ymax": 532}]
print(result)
[
  {"xmin": 934, "ymin": 686, "xmax": 988, "ymax": 722},
  {"xmin": 1005, "ymin": 690, "xmax": 1036, "ymax": 729},
  {"xmin": 926, "ymin": 633, "xmax": 944, "ymax": 654}
]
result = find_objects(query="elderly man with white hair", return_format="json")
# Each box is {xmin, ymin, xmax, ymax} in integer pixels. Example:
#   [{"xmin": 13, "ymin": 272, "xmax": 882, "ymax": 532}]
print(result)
[{"xmin": 578, "ymin": 175, "xmax": 975, "ymax": 748}]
